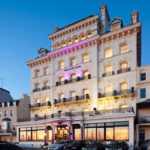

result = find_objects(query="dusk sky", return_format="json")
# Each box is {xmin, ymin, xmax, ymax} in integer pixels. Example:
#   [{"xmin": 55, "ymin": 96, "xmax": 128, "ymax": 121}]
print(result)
[{"xmin": 0, "ymin": 0, "xmax": 149, "ymax": 99}]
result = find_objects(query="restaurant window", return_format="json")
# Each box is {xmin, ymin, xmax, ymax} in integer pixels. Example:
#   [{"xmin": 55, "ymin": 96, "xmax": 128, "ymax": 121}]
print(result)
[
  {"xmin": 67, "ymin": 37, "xmax": 72, "ymax": 45},
  {"xmin": 120, "ymin": 43, "xmax": 128, "ymax": 54},
  {"xmin": 37, "ymin": 130, "xmax": 45, "ymax": 141},
  {"xmin": 106, "ymin": 127, "xmax": 114, "ymax": 140},
  {"xmin": 115, "ymin": 127, "xmax": 129, "ymax": 141},
  {"xmin": 26, "ymin": 128, "xmax": 32, "ymax": 141},
  {"xmin": 97, "ymin": 128, "xmax": 104, "ymax": 140},
  {"xmin": 83, "ymin": 53, "xmax": 89, "ymax": 63},
  {"xmin": 70, "ymin": 57, "xmax": 76, "ymax": 66},
  {"xmin": 80, "ymin": 33, "xmax": 85, "ymax": 40},
  {"xmin": 19, "ymin": 128, "xmax": 26, "ymax": 141},
  {"xmin": 48, "ymin": 130, "xmax": 53, "ymax": 141},
  {"xmin": 105, "ymin": 48, "xmax": 112, "ymax": 58},
  {"xmin": 105, "ymin": 85, "xmax": 112, "ymax": 97},
  {"xmin": 59, "ymin": 61, "xmax": 64, "ymax": 69},
  {"xmin": 140, "ymin": 73, "xmax": 146, "ymax": 81},
  {"xmin": 84, "ymin": 124, "xmax": 96, "ymax": 140},
  {"xmin": 140, "ymin": 88, "xmax": 146, "ymax": 98},
  {"xmin": 32, "ymin": 130, "xmax": 37, "ymax": 141}
]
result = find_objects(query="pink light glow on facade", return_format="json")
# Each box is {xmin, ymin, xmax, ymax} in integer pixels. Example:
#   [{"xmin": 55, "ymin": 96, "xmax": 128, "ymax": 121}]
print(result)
[
  {"xmin": 76, "ymin": 70, "xmax": 82, "ymax": 77},
  {"xmin": 64, "ymin": 73, "xmax": 69, "ymax": 80}
]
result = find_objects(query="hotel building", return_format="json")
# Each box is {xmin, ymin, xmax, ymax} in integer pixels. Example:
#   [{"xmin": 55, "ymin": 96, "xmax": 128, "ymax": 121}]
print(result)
[{"xmin": 16, "ymin": 4, "xmax": 141, "ymax": 148}]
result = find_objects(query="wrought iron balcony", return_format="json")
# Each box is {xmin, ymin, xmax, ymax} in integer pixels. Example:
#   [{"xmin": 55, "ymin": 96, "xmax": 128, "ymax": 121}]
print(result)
[
  {"xmin": 137, "ymin": 116, "xmax": 150, "ymax": 124},
  {"xmin": 56, "ymin": 74, "xmax": 91, "ymax": 86},
  {"xmin": 0, "ymin": 129, "xmax": 16, "ymax": 135},
  {"xmin": 42, "ymin": 86, "xmax": 50, "ymax": 90},
  {"xmin": 18, "ymin": 107, "xmax": 134, "ymax": 122},
  {"xmin": 117, "ymin": 67, "xmax": 131, "ymax": 74},
  {"xmin": 32, "ymin": 88, "xmax": 40, "ymax": 93},
  {"xmin": 29, "ymin": 101, "xmax": 51, "ymax": 111},
  {"xmin": 102, "ymin": 71, "xmax": 115, "ymax": 77},
  {"xmin": 98, "ymin": 87, "xmax": 135, "ymax": 101},
  {"xmin": 54, "ymin": 94, "xmax": 90, "ymax": 106}
]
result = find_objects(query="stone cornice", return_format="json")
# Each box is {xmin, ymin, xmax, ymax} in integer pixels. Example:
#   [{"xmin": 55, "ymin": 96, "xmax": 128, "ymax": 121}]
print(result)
[
  {"xmin": 98, "ymin": 22, "xmax": 141, "ymax": 44},
  {"xmin": 48, "ymin": 35, "xmax": 100, "ymax": 59},
  {"xmin": 26, "ymin": 55, "xmax": 51, "ymax": 67},
  {"xmin": 48, "ymin": 15, "xmax": 100, "ymax": 41}
]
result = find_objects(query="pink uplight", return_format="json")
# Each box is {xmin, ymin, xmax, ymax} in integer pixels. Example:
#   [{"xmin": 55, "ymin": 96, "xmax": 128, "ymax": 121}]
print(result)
[
  {"xmin": 64, "ymin": 74, "xmax": 69, "ymax": 80},
  {"xmin": 76, "ymin": 70, "xmax": 82, "ymax": 77}
]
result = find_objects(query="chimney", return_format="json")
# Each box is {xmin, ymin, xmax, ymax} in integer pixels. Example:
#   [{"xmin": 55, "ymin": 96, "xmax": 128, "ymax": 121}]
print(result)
[
  {"xmin": 131, "ymin": 10, "xmax": 139, "ymax": 24},
  {"xmin": 53, "ymin": 26, "xmax": 59, "ymax": 32},
  {"xmin": 100, "ymin": 4, "xmax": 110, "ymax": 34}
]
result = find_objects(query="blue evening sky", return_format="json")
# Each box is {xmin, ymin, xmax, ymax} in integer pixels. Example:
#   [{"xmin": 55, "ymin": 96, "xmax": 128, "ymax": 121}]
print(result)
[{"xmin": 0, "ymin": 0, "xmax": 149, "ymax": 99}]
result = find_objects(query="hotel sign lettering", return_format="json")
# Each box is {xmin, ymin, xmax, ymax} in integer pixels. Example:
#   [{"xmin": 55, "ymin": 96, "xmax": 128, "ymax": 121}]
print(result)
[{"xmin": 64, "ymin": 65, "xmax": 81, "ymax": 72}]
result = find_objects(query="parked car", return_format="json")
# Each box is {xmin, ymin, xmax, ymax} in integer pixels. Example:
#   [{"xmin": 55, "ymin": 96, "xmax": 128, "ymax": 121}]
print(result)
[
  {"xmin": 0, "ymin": 143, "xmax": 24, "ymax": 150},
  {"xmin": 47, "ymin": 140, "xmax": 73, "ymax": 150},
  {"xmin": 82, "ymin": 141, "xmax": 106, "ymax": 150},
  {"xmin": 64, "ymin": 140, "xmax": 91, "ymax": 150}
]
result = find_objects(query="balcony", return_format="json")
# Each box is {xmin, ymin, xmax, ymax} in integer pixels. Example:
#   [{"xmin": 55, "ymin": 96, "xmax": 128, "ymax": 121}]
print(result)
[
  {"xmin": 117, "ymin": 67, "xmax": 131, "ymax": 74},
  {"xmin": 56, "ymin": 74, "xmax": 91, "ymax": 86},
  {"xmin": 18, "ymin": 107, "xmax": 134, "ymax": 122},
  {"xmin": 0, "ymin": 129, "xmax": 16, "ymax": 135},
  {"xmin": 137, "ymin": 116, "xmax": 150, "ymax": 124},
  {"xmin": 42, "ymin": 86, "xmax": 50, "ymax": 90},
  {"xmin": 98, "ymin": 87, "xmax": 135, "ymax": 101},
  {"xmin": 102, "ymin": 71, "xmax": 115, "ymax": 77},
  {"xmin": 54, "ymin": 94, "xmax": 90, "ymax": 107},
  {"xmin": 29, "ymin": 101, "xmax": 51, "ymax": 111},
  {"xmin": 32, "ymin": 88, "xmax": 40, "ymax": 93}
]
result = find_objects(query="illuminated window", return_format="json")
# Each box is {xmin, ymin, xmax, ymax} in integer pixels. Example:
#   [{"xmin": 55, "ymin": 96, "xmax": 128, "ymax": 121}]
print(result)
[
  {"xmin": 84, "ymin": 71, "xmax": 89, "ymax": 79},
  {"xmin": 121, "ymin": 62, "xmax": 127, "ymax": 72},
  {"xmin": 71, "ymin": 74, "xmax": 76, "ymax": 82},
  {"xmin": 61, "ymin": 40, "xmax": 66, "ymax": 47},
  {"xmin": 44, "ymin": 67, "xmax": 49, "ymax": 75},
  {"xmin": 59, "ymin": 61, "xmax": 64, "ymax": 69},
  {"xmin": 27, "ymin": 129, "xmax": 31, "ymax": 141},
  {"xmin": 120, "ymin": 43, "xmax": 128, "ymax": 54},
  {"xmin": 105, "ymin": 65, "xmax": 112, "ymax": 76},
  {"xmin": 60, "ymin": 76, "xmax": 64, "ymax": 83},
  {"xmin": 106, "ymin": 127, "xmax": 113, "ymax": 140},
  {"xmin": 74, "ymin": 128, "xmax": 81, "ymax": 140},
  {"xmin": 105, "ymin": 85, "xmax": 112, "ymax": 96},
  {"xmin": 121, "ymin": 82, "xmax": 127, "ymax": 94},
  {"xmin": 59, "ymin": 93, "xmax": 64, "ymax": 100},
  {"xmin": 80, "ymin": 33, "xmax": 85, "ymax": 40},
  {"xmin": 112, "ymin": 24, "xmax": 119, "ymax": 31},
  {"xmin": 87, "ymin": 30, "xmax": 92, "ymax": 38},
  {"xmin": 37, "ymin": 130, "xmax": 45, "ymax": 141},
  {"xmin": 34, "ymin": 69, "xmax": 40, "ymax": 78},
  {"xmin": 70, "ymin": 57, "xmax": 76, "ymax": 66},
  {"xmin": 74, "ymin": 35, "xmax": 79, "ymax": 43},
  {"xmin": 121, "ymin": 104, "xmax": 128, "ymax": 108},
  {"xmin": 36, "ymin": 98, "xmax": 40, "ymax": 104},
  {"xmin": 20, "ymin": 129, "xmax": 26, "ymax": 141},
  {"xmin": 67, "ymin": 37, "xmax": 72, "ymax": 45},
  {"xmin": 105, "ymin": 48, "xmax": 112, "ymax": 58},
  {"xmin": 97, "ymin": 128, "xmax": 104, "ymax": 140},
  {"xmin": 32, "ymin": 130, "xmax": 37, "ymax": 141},
  {"xmin": 56, "ymin": 43, "xmax": 60, "ymax": 49},
  {"xmin": 70, "ymin": 91, "xmax": 76, "ymax": 98},
  {"xmin": 115, "ymin": 127, "xmax": 129, "ymax": 140},
  {"xmin": 85, "ymin": 128, "xmax": 96, "ymax": 140},
  {"xmin": 48, "ymin": 130, "xmax": 53, "ymax": 141},
  {"xmin": 83, "ymin": 89, "xmax": 89, "ymax": 96},
  {"xmin": 83, "ymin": 53, "xmax": 89, "ymax": 63}
]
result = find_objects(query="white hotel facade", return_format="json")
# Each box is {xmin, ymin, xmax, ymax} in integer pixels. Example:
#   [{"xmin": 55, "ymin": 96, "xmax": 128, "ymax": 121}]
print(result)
[{"xmin": 16, "ymin": 4, "xmax": 142, "ymax": 147}]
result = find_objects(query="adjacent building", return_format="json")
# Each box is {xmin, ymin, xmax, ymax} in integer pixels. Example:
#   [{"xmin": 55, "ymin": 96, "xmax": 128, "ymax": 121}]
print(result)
[
  {"xmin": 0, "ymin": 88, "xmax": 30, "ymax": 142},
  {"xmin": 16, "ymin": 4, "xmax": 142, "ymax": 148}
]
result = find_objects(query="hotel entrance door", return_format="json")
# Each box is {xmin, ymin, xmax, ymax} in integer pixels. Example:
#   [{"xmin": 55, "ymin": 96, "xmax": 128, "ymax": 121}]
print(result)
[{"xmin": 56, "ymin": 125, "xmax": 69, "ymax": 141}]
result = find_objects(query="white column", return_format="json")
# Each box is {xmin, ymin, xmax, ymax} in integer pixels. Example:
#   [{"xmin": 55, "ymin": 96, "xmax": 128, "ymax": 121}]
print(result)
[{"xmin": 129, "ymin": 117, "xmax": 134, "ymax": 147}]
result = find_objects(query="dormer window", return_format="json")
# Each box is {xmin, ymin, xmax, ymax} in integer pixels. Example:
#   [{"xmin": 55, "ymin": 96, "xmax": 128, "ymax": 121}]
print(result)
[
  {"xmin": 62, "ymin": 40, "xmax": 66, "ymax": 47},
  {"xmin": 80, "ymin": 33, "xmax": 85, "ymax": 40},
  {"xmin": 67, "ymin": 38, "xmax": 72, "ymax": 45},
  {"xmin": 56, "ymin": 43, "xmax": 60, "ymax": 49},
  {"xmin": 87, "ymin": 30, "xmax": 92, "ymax": 38},
  {"xmin": 74, "ymin": 35, "xmax": 79, "ymax": 43},
  {"xmin": 38, "ymin": 48, "xmax": 48, "ymax": 57},
  {"xmin": 109, "ymin": 18, "xmax": 123, "ymax": 31}
]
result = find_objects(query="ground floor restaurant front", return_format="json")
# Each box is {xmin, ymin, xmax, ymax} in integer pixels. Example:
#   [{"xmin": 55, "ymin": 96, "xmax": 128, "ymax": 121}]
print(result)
[{"xmin": 16, "ymin": 116, "xmax": 134, "ymax": 148}]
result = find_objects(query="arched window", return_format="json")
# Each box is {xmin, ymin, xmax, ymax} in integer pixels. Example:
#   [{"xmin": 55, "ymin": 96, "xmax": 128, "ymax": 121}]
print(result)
[
  {"xmin": 56, "ymin": 43, "xmax": 60, "ymax": 49},
  {"xmin": 74, "ymin": 35, "xmax": 79, "ymax": 43},
  {"xmin": 61, "ymin": 40, "xmax": 66, "ymax": 47},
  {"xmin": 80, "ymin": 33, "xmax": 85, "ymax": 40},
  {"xmin": 67, "ymin": 37, "xmax": 72, "ymax": 45},
  {"xmin": 87, "ymin": 30, "xmax": 92, "ymax": 38}
]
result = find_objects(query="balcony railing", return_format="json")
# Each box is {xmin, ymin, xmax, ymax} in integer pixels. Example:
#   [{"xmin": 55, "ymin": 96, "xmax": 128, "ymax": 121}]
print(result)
[
  {"xmin": 102, "ymin": 71, "xmax": 115, "ymax": 77},
  {"xmin": 137, "ymin": 116, "xmax": 150, "ymax": 124},
  {"xmin": 54, "ymin": 94, "xmax": 90, "ymax": 106},
  {"xmin": 98, "ymin": 88, "xmax": 135, "ymax": 99},
  {"xmin": 29, "ymin": 101, "xmax": 51, "ymax": 109},
  {"xmin": 117, "ymin": 67, "xmax": 131, "ymax": 74},
  {"xmin": 0, "ymin": 129, "xmax": 16, "ymax": 134},
  {"xmin": 33, "ymin": 88, "xmax": 40, "ymax": 92},
  {"xmin": 18, "ymin": 107, "xmax": 134, "ymax": 122},
  {"xmin": 42, "ymin": 86, "xmax": 50, "ymax": 90},
  {"xmin": 56, "ymin": 74, "xmax": 91, "ymax": 86}
]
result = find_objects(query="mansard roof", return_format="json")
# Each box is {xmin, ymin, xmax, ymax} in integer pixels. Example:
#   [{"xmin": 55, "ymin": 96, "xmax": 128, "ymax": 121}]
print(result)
[{"xmin": 0, "ymin": 88, "xmax": 13, "ymax": 101}]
